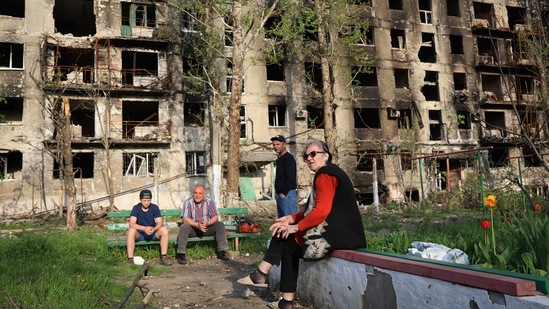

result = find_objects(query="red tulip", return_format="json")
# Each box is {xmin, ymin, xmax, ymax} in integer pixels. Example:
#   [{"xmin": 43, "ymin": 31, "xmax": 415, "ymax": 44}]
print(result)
[
  {"xmin": 506, "ymin": 218, "xmax": 513, "ymax": 225},
  {"xmin": 480, "ymin": 220, "xmax": 491, "ymax": 230},
  {"xmin": 534, "ymin": 203, "xmax": 542, "ymax": 211}
]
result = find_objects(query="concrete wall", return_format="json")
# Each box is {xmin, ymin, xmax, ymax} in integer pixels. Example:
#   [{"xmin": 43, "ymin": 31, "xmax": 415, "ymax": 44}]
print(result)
[{"xmin": 268, "ymin": 250, "xmax": 549, "ymax": 309}]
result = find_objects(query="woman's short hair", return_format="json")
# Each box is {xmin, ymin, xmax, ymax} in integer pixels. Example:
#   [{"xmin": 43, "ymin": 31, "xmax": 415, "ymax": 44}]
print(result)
[{"xmin": 304, "ymin": 139, "xmax": 332, "ymax": 163}]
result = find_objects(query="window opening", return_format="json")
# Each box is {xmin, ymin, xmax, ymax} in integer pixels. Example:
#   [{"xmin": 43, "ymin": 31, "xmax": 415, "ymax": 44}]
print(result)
[
  {"xmin": 268, "ymin": 105, "xmax": 287, "ymax": 127},
  {"xmin": 484, "ymin": 111, "xmax": 505, "ymax": 139},
  {"xmin": 0, "ymin": 151, "xmax": 22, "ymax": 180},
  {"xmin": 419, "ymin": 0, "xmax": 432, "ymax": 24},
  {"xmin": 183, "ymin": 100, "xmax": 205, "ymax": 127},
  {"xmin": 52, "ymin": 47, "xmax": 94, "ymax": 84},
  {"xmin": 507, "ymin": 6, "xmax": 526, "ymax": 30},
  {"xmin": 239, "ymin": 106, "xmax": 247, "ymax": 139},
  {"xmin": 354, "ymin": 108, "xmax": 380, "ymax": 128},
  {"xmin": 266, "ymin": 62, "xmax": 284, "ymax": 81},
  {"xmin": 453, "ymin": 73, "xmax": 467, "ymax": 91},
  {"xmin": 422, "ymin": 71, "xmax": 439, "ymax": 101},
  {"xmin": 394, "ymin": 68, "xmax": 409, "ymax": 88},
  {"xmin": 450, "ymin": 35, "xmax": 464, "ymax": 54},
  {"xmin": 473, "ymin": 2, "xmax": 495, "ymax": 27},
  {"xmin": 398, "ymin": 109, "xmax": 412, "ymax": 129},
  {"xmin": 305, "ymin": 62, "xmax": 323, "ymax": 92},
  {"xmin": 224, "ymin": 15, "xmax": 233, "ymax": 46},
  {"xmin": 481, "ymin": 74, "xmax": 502, "ymax": 100},
  {"xmin": 122, "ymin": 100, "xmax": 159, "ymax": 139},
  {"xmin": 353, "ymin": 67, "xmax": 377, "ymax": 87},
  {"xmin": 0, "ymin": 0, "xmax": 24, "ymax": 18},
  {"xmin": 123, "ymin": 152, "xmax": 158, "ymax": 177},
  {"xmin": 54, "ymin": 0, "xmax": 96, "ymax": 36},
  {"xmin": 419, "ymin": 33, "xmax": 436, "ymax": 63},
  {"xmin": 428, "ymin": 110, "xmax": 443, "ymax": 141},
  {"xmin": 390, "ymin": 29, "xmax": 405, "ymax": 49},
  {"xmin": 0, "ymin": 43, "xmax": 23, "ymax": 69},
  {"xmin": 121, "ymin": 2, "xmax": 156, "ymax": 27},
  {"xmin": 70, "ymin": 100, "xmax": 95, "ymax": 137},
  {"xmin": 447, "ymin": 0, "xmax": 460, "ymax": 17},
  {"xmin": 186, "ymin": 151, "xmax": 206, "ymax": 175},
  {"xmin": 306, "ymin": 105, "xmax": 324, "ymax": 129},
  {"xmin": 488, "ymin": 147, "xmax": 508, "ymax": 167},
  {"xmin": 388, "ymin": 0, "xmax": 403, "ymax": 10},
  {"xmin": 54, "ymin": 152, "xmax": 94, "ymax": 179},
  {"xmin": 122, "ymin": 51, "xmax": 158, "ymax": 87},
  {"xmin": 0, "ymin": 97, "xmax": 23, "ymax": 122}
]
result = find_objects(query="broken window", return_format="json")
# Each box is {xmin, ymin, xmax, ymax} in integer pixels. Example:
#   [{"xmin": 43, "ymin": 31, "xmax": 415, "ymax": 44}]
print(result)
[
  {"xmin": 122, "ymin": 51, "xmax": 158, "ymax": 87},
  {"xmin": 473, "ymin": 2, "xmax": 495, "ymax": 27},
  {"xmin": 484, "ymin": 111, "xmax": 505, "ymax": 139},
  {"xmin": 519, "ymin": 110, "xmax": 538, "ymax": 139},
  {"xmin": 264, "ymin": 15, "xmax": 282, "ymax": 41},
  {"xmin": 54, "ymin": 152, "xmax": 94, "ymax": 179},
  {"xmin": 477, "ymin": 37, "xmax": 497, "ymax": 65},
  {"xmin": 180, "ymin": 8, "xmax": 199, "ymax": 33},
  {"xmin": 70, "ymin": 100, "xmax": 95, "ymax": 137},
  {"xmin": 52, "ymin": 47, "xmax": 94, "ymax": 84},
  {"xmin": 182, "ymin": 56, "xmax": 204, "ymax": 92},
  {"xmin": 183, "ymin": 96, "xmax": 205, "ymax": 127},
  {"xmin": 186, "ymin": 151, "xmax": 206, "ymax": 176},
  {"xmin": 488, "ymin": 147, "xmax": 508, "ymax": 167},
  {"xmin": 522, "ymin": 147, "xmax": 542, "ymax": 167},
  {"xmin": 419, "ymin": 33, "xmax": 436, "ymax": 63},
  {"xmin": 0, "ymin": 97, "xmax": 23, "ymax": 123},
  {"xmin": 121, "ymin": 2, "xmax": 156, "ymax": 28},
  {"xmin": 54, "ymin": 0, "xmax": 96, "ymax": 36},
  {"xmin": 394, "ymin": 68, "xmax": 409, "ymax": 88},
  {"xmin": 0, "ymin": 0, "xmax": 24, "ymax": 18},
  {"xmin": 516, "ymin": 76, "xmax": 534, "ymax": 95},
  {"xmin": 123, "ymin": 152, "xmax": 158, "ymax": 177},
  {"xmin": 122, "ymin": 100, "xmax": 159, "ymax": 139},
  {"xmin": 400, "ymin": 151, "xmax": 412, "ymax": 171},
  {"xmin": 240, "ymin": 106, "xmax": 247, "ymax": 139},
  {"xmin": 226, "ymin": 59, "xmax": 245, "ymax": 94},
  {"xmin": 357, "ymin": 150, "xmax": 384, "ymax": 172},
  {"xmin": 481, "ymin": 74, "xmax": 502, "ymax": 100},
  {"xmin": 450, "ymin": 35, "xmax": 464, "ymax": 54},
  {"xmin": 305, "ymin": 62, "xmax": 323, "ymax": 92},
  {"xmin": 428, "ymin": 110, "xmax": 443, "ymax": 141},
  {"xmin": 353, "ymin": 67, "xmax": 377, "ymax": 87},
  {"xmin": 447, "ymin": 1, "xmax": 460, "ymax": 17},
  {"xmin": 422, "ymin": 71, "xmax": 439, "ymax": 101},
  {"xmin": 266, "ymin": 62, "xmax": 284, "ymax": 81},
  {"xmin": 268, "ymin": 105, "xmax": 287, "ymax": 127},
  {"xmin": 389, "ymin": 0, "xmax": 403, "ymax": 10},
  {"xmin": 398, "ymin": 109, "xmax": 413, "ymax": 129},
  {"xmin": 0, "ymin": 43, "xmax": 23, "ymax": 69},
  {"xmin": 453, "ymin": 73, "xmax": 467, "ymax": 91},
  {"xmin": 224, "ymin": 15, "xmax": 233, "ymax": 46},
  {"xmin": 0, "ymin": 151, "xmax": 22, "ymax": 180},
  {"xmin": 507, "ymin": 6, "xmax": 527, "ymax": 30},
  {"xmin": 340, "ymin": 25, "xmax": 373, "ymax": 46},
  {"xmin": 457, "ymin": 110, "xmax": 471, "ymax": 130},
  {"xmin": 306, "ymin": 105, "xmax": 324, "ymax": 129},
  {"xmin": 390, "ymin": 29, "xmax": 405, "ymax": 49},
  {"xmin": 419, "ymin": 0, "xmax": 432, "ymax": 24},
  {"xmin": 354, "ymin": 108, "xmax": 380, "ymax": 128}
]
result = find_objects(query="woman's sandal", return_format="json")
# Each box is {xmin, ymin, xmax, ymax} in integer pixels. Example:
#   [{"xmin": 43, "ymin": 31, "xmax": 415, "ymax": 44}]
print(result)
[{"xmin": 236, "ymin": 275, "xmax": 268, "ymax": 288}]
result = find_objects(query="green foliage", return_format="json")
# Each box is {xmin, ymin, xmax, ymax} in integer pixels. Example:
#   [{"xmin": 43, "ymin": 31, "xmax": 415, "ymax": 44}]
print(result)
[{"xmin": 505, "ymin": 212, "xmax": 549, "ymax": 275}]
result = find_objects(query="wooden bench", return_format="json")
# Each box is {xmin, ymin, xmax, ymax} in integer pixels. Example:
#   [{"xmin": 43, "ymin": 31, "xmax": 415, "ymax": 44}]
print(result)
[{"xmin": 106, "ymin": 207, "xmax": 256, "ymax": 251}]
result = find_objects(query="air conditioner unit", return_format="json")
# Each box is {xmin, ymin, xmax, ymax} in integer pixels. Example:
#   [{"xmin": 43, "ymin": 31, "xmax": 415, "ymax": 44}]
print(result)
[
  {"xmin": 388, "ymin": 109, "xmax": 400, "ymax": 118},
  {"xmin": 295, "ymin": 110, "xmax": 308, "ymax": 119}
]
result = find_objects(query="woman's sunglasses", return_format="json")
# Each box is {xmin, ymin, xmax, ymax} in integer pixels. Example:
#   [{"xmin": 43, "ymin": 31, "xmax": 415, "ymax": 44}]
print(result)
[{"xmin": 302, "ymin": 151, "xmax": 325, "ymax": 161}]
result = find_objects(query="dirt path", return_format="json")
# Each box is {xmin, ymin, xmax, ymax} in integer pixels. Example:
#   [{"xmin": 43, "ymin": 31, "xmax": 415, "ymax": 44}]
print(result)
[{"xmin": 137, "ymin": 252, "xmax": 314, "ymax": 309}]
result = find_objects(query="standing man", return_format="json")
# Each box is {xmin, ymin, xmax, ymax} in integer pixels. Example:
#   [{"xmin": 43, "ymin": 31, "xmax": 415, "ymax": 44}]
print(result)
[
  {"xmin": 126, "ymin": 189, "xmax": 172, "ymax": 266},
  {"xmin": 271, "ymin": 134, "xmax": 297, "ymax": 217},
  {"xmin": 176, "ymin": 184, "xmax": 230, "ymax": 264}
]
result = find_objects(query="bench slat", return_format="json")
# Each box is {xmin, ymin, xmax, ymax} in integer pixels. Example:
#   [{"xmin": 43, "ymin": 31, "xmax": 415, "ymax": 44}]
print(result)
[
  {"xmin": 107, "ymin": 207, "xmax": 249, "ymax": 218},
  {"xmin": 106, "ymin": 232, "xmax": 256, "ymax": 247}
]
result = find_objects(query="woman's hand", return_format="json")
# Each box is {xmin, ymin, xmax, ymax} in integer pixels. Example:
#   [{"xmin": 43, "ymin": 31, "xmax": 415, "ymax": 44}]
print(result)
[{"xmin": 270, "ymin": 215, "xmax": 298, "ymax": 238}]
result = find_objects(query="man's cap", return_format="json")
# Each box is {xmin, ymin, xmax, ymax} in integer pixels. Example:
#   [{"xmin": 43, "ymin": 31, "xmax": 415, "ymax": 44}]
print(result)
[
  {"xmin": 270, "ymin": 135, "xmax": 286, "ymax": 143},
  {"xmin": 139, "ymin": 189, "xmax": 152, "ymax": 199}
]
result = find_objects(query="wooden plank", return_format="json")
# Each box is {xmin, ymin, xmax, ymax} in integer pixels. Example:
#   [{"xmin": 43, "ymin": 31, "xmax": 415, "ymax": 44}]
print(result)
[{"xmin": 331, "ymin": 250, "xmax": 538, "ymax": 297}]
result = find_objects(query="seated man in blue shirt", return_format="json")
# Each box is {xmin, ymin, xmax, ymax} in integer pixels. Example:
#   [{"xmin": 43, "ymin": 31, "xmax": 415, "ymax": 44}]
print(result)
[{"xmin": 126, "ymin": 189, "xmax": 172, "ymax": 266}]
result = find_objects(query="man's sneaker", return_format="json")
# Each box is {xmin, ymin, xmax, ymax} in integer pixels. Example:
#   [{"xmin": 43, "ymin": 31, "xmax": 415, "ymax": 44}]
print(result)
[
  {"xmin": 177, "ymin": 253, "xmax": 187, "ymax": 265},
  {"xmin": 217, "ymin": 251, "xmax": 229, "ymax": 261},
  {"xmin": 159, "ymin": 256, "xmax": 172, "ymax": 266}
]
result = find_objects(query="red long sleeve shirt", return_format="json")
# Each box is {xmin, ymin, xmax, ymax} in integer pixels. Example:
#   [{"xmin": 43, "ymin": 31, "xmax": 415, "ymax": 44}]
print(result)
[{"xmin": 291, "ymin": 173, "xmax": 338, "ymax": 246}]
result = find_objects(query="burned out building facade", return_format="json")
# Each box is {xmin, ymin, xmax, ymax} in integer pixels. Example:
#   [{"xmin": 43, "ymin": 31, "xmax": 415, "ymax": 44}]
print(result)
[{"xmin": 0, "ymin": 0, "xmax": 547, "ymax": 216}]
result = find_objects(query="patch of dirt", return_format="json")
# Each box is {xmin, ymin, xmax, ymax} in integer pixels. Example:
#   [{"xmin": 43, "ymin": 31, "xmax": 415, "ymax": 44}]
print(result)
[{"xmin": 136, "ymin": 252, "xmax": 314, "ymax": 309}]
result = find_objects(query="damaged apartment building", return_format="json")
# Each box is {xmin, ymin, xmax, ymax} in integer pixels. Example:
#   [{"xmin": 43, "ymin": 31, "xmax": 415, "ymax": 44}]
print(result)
[{"xmin": 0, "ymin": 0, "xmax": 548, "ymax": 216}]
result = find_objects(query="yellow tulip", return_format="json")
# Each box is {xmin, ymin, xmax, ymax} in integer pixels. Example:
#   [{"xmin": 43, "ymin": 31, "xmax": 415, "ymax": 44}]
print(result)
[{"xmin": 484, "ymin": 195, "xmax": 497, "ymax": 208}]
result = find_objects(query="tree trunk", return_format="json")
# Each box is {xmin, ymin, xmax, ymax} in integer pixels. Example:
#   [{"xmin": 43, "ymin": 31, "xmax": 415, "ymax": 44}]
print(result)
[
  {"xmin": 61, "ymin": 97, "xmax": 77, "ymax": 229},
  {"xmin": 226, "ymin": 0, "xmax": 244, "ymax": 207},
  {"xmin": 314, "ymin": 0, "xmax": 337, "ymax": 163}
]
